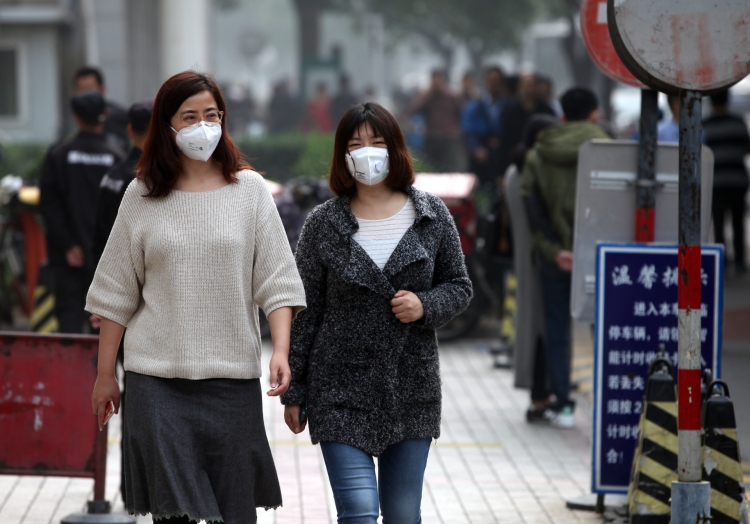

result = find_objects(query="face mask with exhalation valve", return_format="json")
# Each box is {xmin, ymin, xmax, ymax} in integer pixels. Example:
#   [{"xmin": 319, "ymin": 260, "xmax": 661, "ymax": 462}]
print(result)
[
  {"xmin": 346, "ymin": 147, "xmax": 390, "ymax": 186},
  {"xmin": 171, "ymin": 121, "xmax": 222, "ymax": 162}
]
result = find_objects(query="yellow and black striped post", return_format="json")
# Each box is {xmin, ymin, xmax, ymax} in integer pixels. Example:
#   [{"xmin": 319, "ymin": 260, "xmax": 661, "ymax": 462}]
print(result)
[
  {"xmin": 628, "ymin": 356, "xmax": 678, "ymax": 524},
  {"xmin": 30, "ymin": 265, "xmax": 58, "ymax": 333},
  {"xmin": 702, "ymin": 381, "xmax": 748, "ymax": 524},
  {"xmin": 500, "ymin": 271, "xmax": 516, "ymax": 345}
]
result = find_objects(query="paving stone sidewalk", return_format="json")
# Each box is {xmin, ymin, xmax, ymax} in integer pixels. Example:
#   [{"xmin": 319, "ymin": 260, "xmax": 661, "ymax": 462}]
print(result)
[{"xmin": 0, "ymin": 338, "xmax": 601, "ymax": 524}]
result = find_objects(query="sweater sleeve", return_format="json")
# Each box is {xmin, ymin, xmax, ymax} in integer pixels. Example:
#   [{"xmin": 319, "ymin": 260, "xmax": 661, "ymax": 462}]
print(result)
[
  {"xmin": 281, "ymin": 209, "xmax": 328, "ymax": 406},
  {"xmin": 414, "ymin": 199, "xmax": 473, "ymax": 329},
  {"xmin": 85, "ymin": 182, "xmax": 144, "ymax": 326},
  {"xmin": 251, "ymin": 175, "xmax": 306, "ymax": 318}
]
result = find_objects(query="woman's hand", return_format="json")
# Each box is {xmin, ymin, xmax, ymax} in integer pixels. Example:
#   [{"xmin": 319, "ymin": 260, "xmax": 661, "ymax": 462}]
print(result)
[
  {"xmin": 266, "ymin": 306, "xmax": 293, "ymax": 396},
  {"xmin": 284, "ymin": 404, "xmax": 307, "ymax": 434},
  {"xmin": 91, "ymin": 373, "xmax": 120, "ymax": 431},
  {"xmin": 391, "ymin": 290, "xmax": 425, "ymax": 323},
  {"xmin": 267, "ymin": 350, "xmax": 291, "ymax": 396}
]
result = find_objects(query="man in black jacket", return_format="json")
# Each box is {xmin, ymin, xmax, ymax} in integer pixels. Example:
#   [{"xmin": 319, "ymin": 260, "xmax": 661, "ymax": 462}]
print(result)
[
  {"xmin": 704, "ymin": 90, "xmax": 750, "ymax": 273},
  {"xmin": 93, "ymin": 100, "xmax": 153, "ymax": 264},
  {"xmin": 73, "ymin": 66, "xmax": 129, "ymax": 155},
  {"xmin": 39, "ymin": 91, "xmax": 124, "ymax": 333}
]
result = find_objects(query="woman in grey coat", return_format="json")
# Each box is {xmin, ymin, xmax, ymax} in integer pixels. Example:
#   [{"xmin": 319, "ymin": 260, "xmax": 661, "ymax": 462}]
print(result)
[{"xmin": 281, "ymin": 102, "xmax": 472, "ymax": 523}]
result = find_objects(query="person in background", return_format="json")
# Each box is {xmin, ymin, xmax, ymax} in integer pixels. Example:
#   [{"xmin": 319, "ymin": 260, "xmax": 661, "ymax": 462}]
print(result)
[
  {"xmin": 268, "ymin": 79, "xmax": 301, "ymax": 133},
  {"xmin": 330, "ymin": 75, "xmax": 360, "ymax": 127},
  {"xmin": 39, "ymin": 91, "xmax": 124, "ymax": 333},
  {"xmin": 535, "ymin": 75, "xmax": 562, "ymax": 117},
  {"xmin": 521, "ymin": 87, "xmax": 609, "ymax": 428},
  {"xmin": 93, "ymin": 100, "xmax": 153, "ymax": 264},
  {"xmin": 510, "ymin": 114, "xmax": 560, "ymax": 423},
  {"xmin": 505, "ymin": 74, "xmax": 520, "ymax": 99},
  {"xmin": 501, "ymin": 74, "xmax": 557, "ymax": 169},
  {"xmin": 657, "ymin": 95, "xmax": 680, "ymax": 143},
  {"xmin": 282, "ymin": 102, "xmax": 472, "ymax": 523},
  {"xmin": 73, "ymin": 67, "xmax": 129, "ymax": 154},
  {"xmin": 306, "ymin": 82, "xmax": 333, "ymax": 133},
  {"xmin": 461, "ymin": 71, "xmax": 480, "ymax": 105},
  {"xmin": 224, "ymin": 83, "xmax": 256, "ymax": 137},
  {"xmin": 88, "ymin": 71, "xmax": 306, "ymax": 523},
  {"xmin": 704, "ymin": 89, "xmax": 750, "ymax": 273},
  {"xmin": 412, "ymin": 69, "xmax": 465, "ymax": 172},
  {"xmin": 462, "ymin": 66, "xmax": 516, "ymax": 189}
]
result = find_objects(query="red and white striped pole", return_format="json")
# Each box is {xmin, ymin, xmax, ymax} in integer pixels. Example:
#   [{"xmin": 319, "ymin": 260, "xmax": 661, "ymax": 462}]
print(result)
[{"xmin": 676, "ymin": 89, "xmax": 703, "ymax": 483}]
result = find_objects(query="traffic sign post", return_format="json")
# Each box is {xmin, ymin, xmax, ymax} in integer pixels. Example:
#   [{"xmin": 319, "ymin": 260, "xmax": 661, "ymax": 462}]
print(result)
[
  {"xmin": 581, "ymin": 0, "xmax": 659, "ymax": 243},
  {"xmin": 677, "ymin": 89, "xmax": 703, "ymax": 484},
  {"xmin": 608, "ymin": 0, "xmax": 750, "ymax": 522},
  {"xmin": 635, "ymin": 90, "xmax": 658, "ymax": 243},
  {"xmin": 580, "ymin": 0, "xmax": 659, "ymax": 243}
]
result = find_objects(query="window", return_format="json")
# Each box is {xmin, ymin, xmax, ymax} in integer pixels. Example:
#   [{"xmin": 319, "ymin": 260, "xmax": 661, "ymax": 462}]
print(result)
[{"xmin": 0, "ymin": 48, "xmax": 18, "ymax": 117}]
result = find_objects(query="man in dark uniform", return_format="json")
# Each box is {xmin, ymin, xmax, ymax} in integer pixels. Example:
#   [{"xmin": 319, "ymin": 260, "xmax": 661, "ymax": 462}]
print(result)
[
  {"xmin": 93, "ymin": 100, "xmax": 153, "ymax": 263},
  {"xmin": 39, "ymin": 91, "xmax": 124, "ymax": 333},
  {"xmin": 73, "ymin": 66, "xmax": 129, "ymax": 155}
]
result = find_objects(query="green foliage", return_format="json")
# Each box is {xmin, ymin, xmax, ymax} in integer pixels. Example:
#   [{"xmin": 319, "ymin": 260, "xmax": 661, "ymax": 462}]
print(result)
[
  {"xmin": 292, "ymin": 133, "xmax": 335, "ymax": 179},
  {"xmin": 237, "ymin": 133, "xmax": 335, "ymax": 183},
  {"xmin": 0, "ymin": 143, "xmax": 47, "ymax": 184},
  {"xmin": 237, "ymin": 133, "xmax": 306, "ymax": 183}
]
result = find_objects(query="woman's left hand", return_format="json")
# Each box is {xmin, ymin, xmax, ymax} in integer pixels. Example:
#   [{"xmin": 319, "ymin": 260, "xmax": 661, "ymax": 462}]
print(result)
[
  {"xmin": 267, "ymin": 350, "xmax": 291, "ymax": 396},
  {"xmin": 390, "ymin": 290, "xmax": 425, "ymax": 323}
]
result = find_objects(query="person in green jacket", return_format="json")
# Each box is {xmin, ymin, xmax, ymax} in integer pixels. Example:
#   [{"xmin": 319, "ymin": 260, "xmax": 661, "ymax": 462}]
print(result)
[{"xmin": 520, "ymin": 87, "xmax": 609, "ymax": 428}]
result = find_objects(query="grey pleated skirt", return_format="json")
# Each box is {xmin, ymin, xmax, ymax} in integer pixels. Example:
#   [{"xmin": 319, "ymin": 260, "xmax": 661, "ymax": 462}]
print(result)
[{"xmin": 123, "ymin": 371, "xmax": 282, "ymax": 523}]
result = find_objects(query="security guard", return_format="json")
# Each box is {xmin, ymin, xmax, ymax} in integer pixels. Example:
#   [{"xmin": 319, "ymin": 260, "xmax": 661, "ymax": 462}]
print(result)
[
  {"xmin": 73, "ymin": 66, "xmax": 129, "ymax": 155},
  {"xmin": 39, "ymin": 90, "xmax": 124, "ymax": 333},
  {"xmin": 93, "ymin": 100, "xmax": 153, "ymax": 264}
]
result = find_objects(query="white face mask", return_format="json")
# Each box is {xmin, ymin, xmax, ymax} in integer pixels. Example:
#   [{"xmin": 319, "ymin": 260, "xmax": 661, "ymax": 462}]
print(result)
[
  {"xmin": 170, "ymin": 121, "xmax": 222, "ymax": 162},
  {"xmin": 346, "ymin": 147, "xmax": 390, "ymax": 186}
]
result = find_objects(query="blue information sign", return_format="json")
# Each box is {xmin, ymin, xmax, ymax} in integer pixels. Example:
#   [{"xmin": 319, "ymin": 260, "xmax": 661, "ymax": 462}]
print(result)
[{"xmin": 592, "ymin": 244, "xmax": 723, "ymax": 493}]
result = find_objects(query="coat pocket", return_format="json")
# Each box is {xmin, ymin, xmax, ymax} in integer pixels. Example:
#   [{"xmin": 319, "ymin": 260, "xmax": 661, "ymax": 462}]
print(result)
[
  {"xmin": 400, "ymin": 355, "xmax": 441, "ymax": 405},
  {"xmin": 317, "ymin": 361, "xmax": 377, "ymax": 412}
]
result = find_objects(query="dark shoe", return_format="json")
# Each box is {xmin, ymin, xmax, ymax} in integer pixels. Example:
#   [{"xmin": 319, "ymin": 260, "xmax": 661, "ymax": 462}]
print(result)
[{"xmin": 526, "ymin": 405, "xmax": 552, "ymax": 423}]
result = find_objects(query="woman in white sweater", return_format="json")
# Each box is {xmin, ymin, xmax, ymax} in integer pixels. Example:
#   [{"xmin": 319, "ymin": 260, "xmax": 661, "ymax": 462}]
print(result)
[{"xmin": 87, "ymin": 71, "xmax": 306, "ymax": 523}]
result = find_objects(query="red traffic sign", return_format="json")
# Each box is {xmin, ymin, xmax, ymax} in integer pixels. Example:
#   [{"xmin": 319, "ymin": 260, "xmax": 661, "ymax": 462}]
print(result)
[
  {"xmin": 581, "ymin": 0, "xmax": 646, "ymax": 88},
  {"xmin": 609, "ymin": 0, "xmax": 750, "ymax": 95}
]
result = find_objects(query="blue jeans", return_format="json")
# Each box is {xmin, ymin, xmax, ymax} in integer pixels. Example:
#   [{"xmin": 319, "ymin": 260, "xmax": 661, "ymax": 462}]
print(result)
[
  {"xmin": 540, "ymin": 260, "xmax": 573, "ymax": 407},
  {"xmin": 320, "ymin": 438, "xmax": 431, "ymax": 524}
]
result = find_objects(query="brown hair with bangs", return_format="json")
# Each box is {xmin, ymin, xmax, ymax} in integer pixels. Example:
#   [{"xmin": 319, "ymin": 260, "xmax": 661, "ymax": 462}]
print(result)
[
  {"xmin": 137, "ymin": 70, "xmax": 251, "ymax": 197},
  {"xmin": 329, "ymin": 102, "xmax": 415, "ymax": 197}
]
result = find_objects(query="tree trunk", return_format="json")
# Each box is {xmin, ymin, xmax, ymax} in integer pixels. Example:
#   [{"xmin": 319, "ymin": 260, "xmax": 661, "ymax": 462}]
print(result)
[{"xmin": 293, "ymin": 0, "xmax": 322, "ymax": 63}]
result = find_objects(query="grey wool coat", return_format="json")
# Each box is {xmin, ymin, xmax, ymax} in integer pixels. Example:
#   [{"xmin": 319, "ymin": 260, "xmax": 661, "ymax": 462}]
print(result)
[{"xmin": 281, "ymin": 185, "xmax": 473, "ymax": 456}]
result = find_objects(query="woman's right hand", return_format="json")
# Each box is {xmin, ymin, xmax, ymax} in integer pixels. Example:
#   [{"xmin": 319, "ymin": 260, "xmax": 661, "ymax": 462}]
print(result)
[
  {"xmin": 284, "ymin": 404, "xmax": 307, "ymax": 434},
  {"xmin": 91, "ymin": 374, "xmax": 121, "ymax": 431}
]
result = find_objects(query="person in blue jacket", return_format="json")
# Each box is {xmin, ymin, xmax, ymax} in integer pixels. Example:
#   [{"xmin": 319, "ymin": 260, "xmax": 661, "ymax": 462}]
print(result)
[{"xmin": 462, "ymin": 66, "xmax": 519, "ymax": 189}]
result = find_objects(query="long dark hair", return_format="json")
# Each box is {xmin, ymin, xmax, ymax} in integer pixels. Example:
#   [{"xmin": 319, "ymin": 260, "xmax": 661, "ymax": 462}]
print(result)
[
  {"xmin": 137, "ymin": 71, "xmax": 251, "ymax": 197},
  {"xmin": 329, "ymin": 103, "xmax": 415, "ymax": 197}
]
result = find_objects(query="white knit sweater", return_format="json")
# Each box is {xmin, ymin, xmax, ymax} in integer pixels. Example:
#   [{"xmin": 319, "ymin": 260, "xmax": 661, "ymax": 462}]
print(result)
[{"xmin": 86, "ymin": 170, "xmax": 306, "ymax": 380}]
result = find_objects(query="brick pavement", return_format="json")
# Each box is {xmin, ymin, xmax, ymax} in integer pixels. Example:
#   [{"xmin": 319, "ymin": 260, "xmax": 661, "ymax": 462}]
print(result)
[{"xmin": 1, "ymin": 338, "xmax": 601, "ymax": 524}]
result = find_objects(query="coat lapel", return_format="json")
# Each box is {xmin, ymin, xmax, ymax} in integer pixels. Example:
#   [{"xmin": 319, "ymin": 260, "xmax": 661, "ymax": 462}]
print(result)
[
  {"xmin": 382, "ymin": 227, "xmax": 430, "ymax": 279},
  {"xmin": 326, "ymin": 195, "xmax": 396, "ymax": 299},
  {"xmin": 382, "ymin": 186, "xmax": 436, "ymax": 278},
  {"xmin": 325, "ymin": 187, "xmax": 437, "ymax": 296}
]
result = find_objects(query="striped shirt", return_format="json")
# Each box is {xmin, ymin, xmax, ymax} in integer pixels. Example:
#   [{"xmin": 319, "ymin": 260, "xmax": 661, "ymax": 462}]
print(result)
[{"xmin": 353, "ymin": 198, "xmax": 416, "ymax": 269}]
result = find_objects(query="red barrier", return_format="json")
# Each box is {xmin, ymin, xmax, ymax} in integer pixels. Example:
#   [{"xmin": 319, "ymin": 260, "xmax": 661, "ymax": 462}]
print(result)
[{"xmin": 0, "ymin": 332, "xmax": 107, "ymax": 501}]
